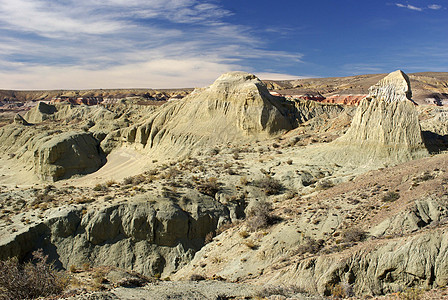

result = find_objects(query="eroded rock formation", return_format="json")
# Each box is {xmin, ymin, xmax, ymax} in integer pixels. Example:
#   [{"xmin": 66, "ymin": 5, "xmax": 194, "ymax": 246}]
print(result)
[
  {"xmin": 102, "ymin": 72, "xmax": 295, "ymax": 156},
  {"xmin": 333, "ymin": 70, "xmax": 429, "ymax": 163},
  {"xmin": 0, "ymin": 194, "xmax": 240, "ymax": 277}
]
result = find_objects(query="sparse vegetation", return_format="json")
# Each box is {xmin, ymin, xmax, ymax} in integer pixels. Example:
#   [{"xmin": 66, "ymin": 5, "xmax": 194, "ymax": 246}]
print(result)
[
  {"xmin": 382, "ymin": 191, "xmax": 400, "ymax": 202},
  {"xmin": 295, "ymin": 237, "xmax": 324, "ymax": 255},
  {"xmin": 189, "ymin": 274, "xmax": 206, "ymax": 281},
  {"xmin": 253, "ymin": 176, "xmax": 283, "ymax": 195},
  {"xmin": 0, "ymin": 250, "xmax": 68, "ymax": 299},
  {"xmin": 196, "ymin": 177, "xmax": 221, "ymax": 197},
  {"xmin": 398, "ymin": 287, "xmax": 423, "ymax": 300},
  {"xmin": 341, "ymin": 228, "xmax": 367, "ymax": 243},
  {"xmin": 246, "ymin": 201, "xmax": 278, "ymax": 231},
  {"xmin": 255, "ymin": 285, "xmax": 306, "ymax": 298},
  {"xmin": 243, "ymin": 239, "xmax": 258, "ymax": 249},
  {"xmin": 239, "ymin": 230, "xmax": 250, "ymax": 238}
]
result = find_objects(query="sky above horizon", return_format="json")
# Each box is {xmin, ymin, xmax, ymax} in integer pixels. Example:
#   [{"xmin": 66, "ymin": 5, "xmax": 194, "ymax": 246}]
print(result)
[{"xmin": 0, "ymin": 0, "xmax": 446, "ymax": 90}]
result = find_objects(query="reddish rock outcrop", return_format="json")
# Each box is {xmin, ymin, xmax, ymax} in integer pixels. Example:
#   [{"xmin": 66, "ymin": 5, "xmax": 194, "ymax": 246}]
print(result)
[{"xmin": 319, "ymin": 94, "xmax": 367, "ymax": 106}]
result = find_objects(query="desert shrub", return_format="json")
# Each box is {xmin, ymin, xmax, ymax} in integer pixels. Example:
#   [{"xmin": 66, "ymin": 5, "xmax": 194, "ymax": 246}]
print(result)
[
  {"xmin": 43, "ymin": 185, "xmax": 56, "ymax": 193},
  {"xmin": 295, "ymin": 237, "xmax": 324, "ymax": 255},
  {"xmin": 255, "ymin": 285, "xmax": 306, "ymax": 298},
  {"xmin": 240, "ymin": 176, "xmax": 249, "ymax": 186},
  {"xmin": 382, "ymin": 191, "xmax": 400, "ymax": 202},
  {"xmin": 243, "ymin": 240, "xmax": 258, "ymax": 250},
  {"xmin": 75, "ymin": 196, "xmax": 94, "ymax": 204},
  {"xmin": 69, "ymin": 264, "xmax": 77, "ymax": 273},
  {"xmin": 414, "ymin": 172, "xmax": 434, "ymax": 183},
  {"xmin": 204, "ymin": 232, "xmax": 214, "ymax": 244},
  {"xmin": 93, "ymin": 183, "xmax": 108, "ymax": 191},
  {"xmin": 123, "ymin": 176, "xmax": 133, "ymax": 185},
  {"xmin": 329, "ymin": 283, "xmax": 346, "ymax": 298},
  {"xmin": 286, "ymin": 159, "xmax": 293, "ymax": 165},
  {"xmin": 253, "ymin": 176, "xmax": 284, "ymax": 195},
  {"xmin": 196, "ymin": 177, "xmax": 221, "ymax": 197},
  {"xmin": 189, "ymin": 274, "xmax": 206, "ymax": 281},
  {"xmin": 398, "ymin": 287, "xmax": 423, "ymax": 300},
  {"xmin": 316, "ymin": 180, "xmax": 334, "ymax": 190},
  {"xmin": 239, "ymin": 230, "xmax": 250, "ymax": 238},
  {"xmin": 216, "ymin": 221, "xmax": 237, "ymax": 235},
  {"xmin": 246, "ymin": 201, "xmax": 277, "ymax": 231},
  {"xmin": 0, "ymin": 250, "xmax": 68, "ymax": 299},
  {"xmin": 32, "ymin": 193, "xmax": 55, "ymax": 205},
  {"xmin": 105, "ymin": 180, "xmax": 116, "ymax": 187},
  {"xmin": 123, "ymin": 174, "xmax": 146, "ymax": 185},
  {"xmin": 341, "ymin": 228, "xmax": 367, "ymax": 243}
]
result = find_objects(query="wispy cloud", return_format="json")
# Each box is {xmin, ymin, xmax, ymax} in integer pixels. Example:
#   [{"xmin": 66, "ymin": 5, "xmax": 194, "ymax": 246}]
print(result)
[
  {"xmin": 395, "ymin": 3, "xmax": 444, "ymax": 11},
  {"xmin": 0, "ymin": 0, "xmax": 303, "ymax": 89},
  {"xmin": 395, "ymin": 3, "xmax": 423, "ymax": 11},
  {"xmin": 428, "ymin": 4, "xmax": 442, "ymax": 10}
]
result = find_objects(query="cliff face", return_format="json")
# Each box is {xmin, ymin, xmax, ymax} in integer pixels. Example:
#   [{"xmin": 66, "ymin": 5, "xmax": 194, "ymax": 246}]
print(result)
[{"xmin": 0, "ymin": 194, "xmax": 240, "ymax": 277}]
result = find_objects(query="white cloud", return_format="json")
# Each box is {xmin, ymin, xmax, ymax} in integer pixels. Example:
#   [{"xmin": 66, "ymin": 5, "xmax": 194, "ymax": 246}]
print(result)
[
  {"xmin": 0, "ymin": 0, "xmax": 305, "ymax": 89},
  {"xmin": 428, "ymin": 4, "xmax": 442, "ymax": 10},
  {"xmin": 395, "ymin": 3, "xmax": 423, "ymax": 11},
  {"xmin": 0, "ymin": 58, "xmax": 241, "ymax": 90},
  {"xmin": 256, "ymin": 73, "xmax": 308, "ymax": 81}
]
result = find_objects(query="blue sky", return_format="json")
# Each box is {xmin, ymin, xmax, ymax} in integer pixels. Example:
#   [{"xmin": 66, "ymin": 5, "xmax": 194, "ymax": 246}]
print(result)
[{"xmin": 0, "ymin": 0, "xmax": 446, "ymax": 89}]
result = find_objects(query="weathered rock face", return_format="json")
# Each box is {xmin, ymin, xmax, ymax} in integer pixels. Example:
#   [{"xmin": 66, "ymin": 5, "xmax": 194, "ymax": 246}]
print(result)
[
  {"xmin": 24, "ymin": 101, "xmax": 57, "ymax": 123},
  {"xmin": 333, "ymin": 70, "xmax": 429, "ymax": 163},
  {"xmin": 267, "ymin": 228, "xmax": 448, "ymax": 296},
  {"xmin": 34, "ymin": 131, "xmax": 105, "ymax": 181},
  {"xmin": 24, "ymin": 102, "xmax": 116, "ymax": 125},
  {"xmin": 0, "ymin": 195, "xmax": 237, "ymax": 276},
  {"xmin": 368, "ymin": 70, "xmax": 413, "ymax": 103},
  {"xmin": 0, "ymin": 125, "xmax": 105, "ymax": 181},
  {"xmin": 103, "ymin": 72, "xmax": 295, "ymax": 156},
  {"xmin": 291, "ymin": 99, "xmax": 346, "ymax": 124},
  {"xmin": 13, "ymin": 113, "xmax": 29, "ymax": 125}
]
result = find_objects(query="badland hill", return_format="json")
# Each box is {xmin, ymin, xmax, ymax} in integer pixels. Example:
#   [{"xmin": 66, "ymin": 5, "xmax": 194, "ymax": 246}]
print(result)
[{"xmin": 1, "ymin": 71, "xmax": 448, "ymax": 299}]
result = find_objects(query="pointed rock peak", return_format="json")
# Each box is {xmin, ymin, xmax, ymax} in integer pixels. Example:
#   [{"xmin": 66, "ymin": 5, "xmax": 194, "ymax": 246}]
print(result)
[{"xmin": 368, "ymin": 70, "xmax": 412, "ymax": 103}]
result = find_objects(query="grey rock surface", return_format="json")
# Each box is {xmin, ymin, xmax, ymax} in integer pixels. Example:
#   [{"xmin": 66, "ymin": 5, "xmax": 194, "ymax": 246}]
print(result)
[{"xmin": 0, "ymin": 194, "xmax": 235, "ymax": 277}]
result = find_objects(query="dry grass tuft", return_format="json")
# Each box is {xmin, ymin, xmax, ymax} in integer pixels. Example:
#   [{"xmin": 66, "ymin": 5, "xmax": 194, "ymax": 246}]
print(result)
[{"xmin": 0, "ymin": 250, "xmax": 68, "ymax": 299}]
